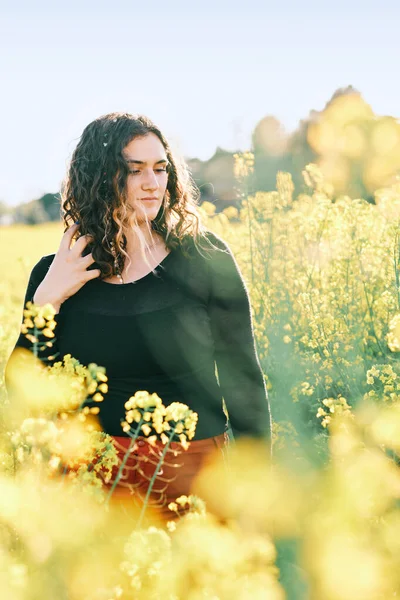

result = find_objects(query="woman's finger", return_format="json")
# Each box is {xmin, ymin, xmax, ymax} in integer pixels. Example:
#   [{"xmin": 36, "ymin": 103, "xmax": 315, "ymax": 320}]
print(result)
[
  {"xmin": 60, "ymin": 223, "xmax": 80, "ymax": 253},
  {"xmin": 71, "ymin": 234, "xmax": 94, "ymax": 257},
  {"xmin": 80, "ymin": 252, "xmax": 96, "ymax": 268},
  {"xmin": 84, "ymin": 268, "xmax": 102, "ymax": 281}
]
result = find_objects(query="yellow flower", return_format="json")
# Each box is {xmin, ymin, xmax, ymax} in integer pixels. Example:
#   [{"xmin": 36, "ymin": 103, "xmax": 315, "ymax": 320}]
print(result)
[
  {"xmin": 200, "ymin": 201, "xmax": 216, "ymax": 216},
  {"xmin": 179, "ymin": 434, "xmax": 189, "ymax": 450},
  {"xmin": 126, "ymin": 409, "xmax": 141, "ymax": 423},
  {"xmin": 42, "ymin": 328, "xmax": 55, "ymax": 338},
  {"xmin": 176, "ymin": 495, "xmax": 189, "ymax": 506},
  {"xmin": 87, "ymin": 381, "xmax": 97, "ymax": 395},
  {"xmin": 141, "ymin": 424, "xmax": 152, "ymax": 437},
  {"xmin": 41, "ymin": 303, "xmax": 57, "ymax": 320},
  {"xmin": 34, "ymin": 315, "xmax": 46, "ymax": 328}
]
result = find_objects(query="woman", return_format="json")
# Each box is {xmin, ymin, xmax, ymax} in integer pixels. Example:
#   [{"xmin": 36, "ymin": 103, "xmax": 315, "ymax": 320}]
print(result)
[{"xmin": 6, "ymin": 112, "xmax": 271, "ymax": 520}]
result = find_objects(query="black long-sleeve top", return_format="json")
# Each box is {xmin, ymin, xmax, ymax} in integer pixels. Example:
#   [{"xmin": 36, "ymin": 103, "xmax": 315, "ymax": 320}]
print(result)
[{"xmin": 6, "ymin": 230, "xmax": 271, "ymax": 446}]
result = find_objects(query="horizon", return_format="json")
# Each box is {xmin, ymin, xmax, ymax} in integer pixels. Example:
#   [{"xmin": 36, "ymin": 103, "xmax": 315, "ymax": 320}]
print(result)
[{"xmin": 2, "ymin": 0, "xmax": 399, "ymax": 206}]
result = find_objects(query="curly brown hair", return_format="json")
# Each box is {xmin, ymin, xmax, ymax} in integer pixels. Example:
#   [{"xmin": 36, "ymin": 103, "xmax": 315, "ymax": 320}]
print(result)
[{"xmin": 61, "ymin": 111, "xmax": 210, "ymax": 279}]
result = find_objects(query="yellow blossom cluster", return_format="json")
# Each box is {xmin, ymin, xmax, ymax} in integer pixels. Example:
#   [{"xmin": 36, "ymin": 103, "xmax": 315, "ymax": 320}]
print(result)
[
  {"xmin": 222, "ymin": 205, "xmax": 239, "ymax": 221},
  {"xmin": 364, "ymin": 363, "xmax": 400, "ymax": 403},
  {"xmin": 49, "ymin": 353, "xmax": 109, "ymax": 415},
  {"xmin": 121, "ymin": 392, "xmax": 198, "ymax": 449},
  {"xmin": 233, "ymin": 151, "xmax": 254, "ymax": 182},
  {"xmin": 9, "ymin": 414, "xmax": 118, "ymax": 492},
  {"xmin": 4, "ymin": 348, "xmax": 109, "ymax": 428},
  {"xmin": 10, "ymin": 417, "xmax": 60, "ymax": 466},
  {"xmin": 316, "ymin": 395, "xmax": 354, "ymax": 428},
  {"xmin": 302, "ymin": 163, "xmax": 334, "ymax": 197},
  {"xmin": 167, "ymin": 494, "xmax": 206, "ymax": 519},
  {"xmin": 21, "ymin": 301, "xmax": 57, "ymax": 353}
]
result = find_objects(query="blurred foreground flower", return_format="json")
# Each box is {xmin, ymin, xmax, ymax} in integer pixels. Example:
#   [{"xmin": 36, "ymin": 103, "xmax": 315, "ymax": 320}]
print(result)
[
  {"xmin": 118, "ymin": 516, "xmax": 283, "ymax": 600},
  {"xmin": 304, "ymin": 411, "xmax": 400, "ymax": 599},
  {"xmin": 193, "ymin": 437, "xmax": 308, "ymax": 537},
  {"xmin": 5, "ymin": 349, "xmax": 108, "ymax": 424}
]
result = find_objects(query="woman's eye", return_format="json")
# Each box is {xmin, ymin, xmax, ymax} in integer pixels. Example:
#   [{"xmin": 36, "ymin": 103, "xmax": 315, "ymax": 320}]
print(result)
[{"xmin": 129, "ymin": 169, "xmax": 167, "ymax": 175}]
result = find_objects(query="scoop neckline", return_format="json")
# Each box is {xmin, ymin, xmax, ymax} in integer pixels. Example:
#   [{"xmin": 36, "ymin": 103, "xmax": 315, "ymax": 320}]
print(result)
[{"xmin": 97, "ymin": 247, "xmax": 175, "ymax": 286}]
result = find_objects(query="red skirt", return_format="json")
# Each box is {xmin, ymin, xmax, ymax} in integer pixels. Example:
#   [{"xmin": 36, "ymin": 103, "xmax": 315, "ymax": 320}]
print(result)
[{"xmin": 98, "ymin": 432, "xmax": 230, "ymax": 522}]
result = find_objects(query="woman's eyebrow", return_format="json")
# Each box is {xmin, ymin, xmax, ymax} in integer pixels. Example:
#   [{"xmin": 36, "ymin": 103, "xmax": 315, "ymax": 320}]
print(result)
[{"xmin": 125, "ymin": 158, "xmax": 169, "ymax": 165}]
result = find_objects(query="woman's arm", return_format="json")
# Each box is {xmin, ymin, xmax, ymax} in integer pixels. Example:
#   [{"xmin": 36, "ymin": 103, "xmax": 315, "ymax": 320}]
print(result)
[{"xmin": 205, "ymin": 232, "xmax": 272, "ymax": 454}]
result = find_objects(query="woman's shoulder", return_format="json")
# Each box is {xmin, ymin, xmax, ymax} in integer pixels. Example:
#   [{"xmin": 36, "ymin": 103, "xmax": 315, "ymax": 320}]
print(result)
[
  {"xmin": 35, "ymin": 253, "xmax": 56, "ymax": 268},
  {"xmin": 181, "ymin": 229, "xmax": 231, "ymax": 259},
  {"xmin": 30, "ymin": 253, "xmax": 56, "ymax": 279}
]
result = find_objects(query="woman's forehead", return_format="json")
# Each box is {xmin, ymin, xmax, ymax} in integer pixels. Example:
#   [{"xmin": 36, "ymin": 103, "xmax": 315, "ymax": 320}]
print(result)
[
  {"xmin": 123, "ymin": 133, "xmax": 165, "ymax": 159},
  {"xmin": 123, "ymin": 134, "xmax": 167, "ymax": 162}
]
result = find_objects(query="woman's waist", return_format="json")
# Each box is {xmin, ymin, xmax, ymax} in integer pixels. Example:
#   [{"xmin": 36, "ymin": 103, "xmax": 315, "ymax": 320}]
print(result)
[
  {"xmin": 103, "ymin": 360, "xmax": 214, "ymax": 385},
  {"xmin": 111, "ymin": 431, "xmax": 229, "ymax": 454}
]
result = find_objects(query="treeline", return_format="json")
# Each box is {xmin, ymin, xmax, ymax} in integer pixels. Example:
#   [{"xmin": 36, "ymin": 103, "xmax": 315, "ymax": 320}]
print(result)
[{"xmin": 2, "ymin": 85, "xmax": 400, "ymax": 225}]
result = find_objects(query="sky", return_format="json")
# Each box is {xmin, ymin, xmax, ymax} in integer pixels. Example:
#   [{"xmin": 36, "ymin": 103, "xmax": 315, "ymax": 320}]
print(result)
[{"xmin": 1, "ymin": 0, "xmax": 399, "ymax": 206}]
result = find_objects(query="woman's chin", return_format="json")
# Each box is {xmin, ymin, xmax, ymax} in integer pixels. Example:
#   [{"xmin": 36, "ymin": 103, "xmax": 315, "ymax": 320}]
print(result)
[{"xmin": 134, "ymin": 205, "xmax": 160, "ymax": 222}]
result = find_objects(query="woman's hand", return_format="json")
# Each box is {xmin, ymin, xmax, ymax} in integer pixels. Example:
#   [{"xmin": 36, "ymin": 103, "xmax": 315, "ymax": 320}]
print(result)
[{"xmin": 33, "ymin": 223, "xmax": 101, "ymax": 313}]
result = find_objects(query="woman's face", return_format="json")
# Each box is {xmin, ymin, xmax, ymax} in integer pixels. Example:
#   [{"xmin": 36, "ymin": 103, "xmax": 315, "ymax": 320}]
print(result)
[{"xmin": 122, "ymin": 133, "xmax": 169, "ymax": 223}]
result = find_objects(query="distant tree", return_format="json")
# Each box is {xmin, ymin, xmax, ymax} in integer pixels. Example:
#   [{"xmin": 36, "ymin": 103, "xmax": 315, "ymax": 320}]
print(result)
[
  {"xmin": 305, "ymin": 86, "xmax": 399, "ymax": 201},
  {"xmin": 0, "ymin": 200, "xmax": 14, "ymax": 225},
  {"xmin": 39, "ymin": 193, "xmax": 62, "ymax": 221},
  {"xmin": 251, "ymin": 86, "xmax": 400, "ymax": 201},
  {"xmin": 187, "ymin": 148, "xmax": 239, "ymax": 210},
  {"xmin": 0, "ymin": 200, "xmax": 11, "ymax": 217},
  {"xmin": 286, "ymin": 115, "xmax": 318, "ymax": 192},
  {"xmin": 251, "ymin": 116, "xmax": 291, "ymax": 192},
  {"xmin": 12, "ymin": 192, "xmax": 61, "ymax": 224},
  {"xmin": 13, "ymin": 200, "xmax": 48, "ymax": 225}
]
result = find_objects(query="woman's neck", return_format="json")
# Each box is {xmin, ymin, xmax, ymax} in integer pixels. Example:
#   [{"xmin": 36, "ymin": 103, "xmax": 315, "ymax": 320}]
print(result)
[{"xmin": 124, "ymin": 227, "xmax": 164, "ymax": 257}]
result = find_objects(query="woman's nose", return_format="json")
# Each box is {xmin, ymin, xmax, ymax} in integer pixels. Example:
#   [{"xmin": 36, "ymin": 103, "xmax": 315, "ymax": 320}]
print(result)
[{"xmin": 142, "ymin": 170, "xmax": 159, "ymax": 189}]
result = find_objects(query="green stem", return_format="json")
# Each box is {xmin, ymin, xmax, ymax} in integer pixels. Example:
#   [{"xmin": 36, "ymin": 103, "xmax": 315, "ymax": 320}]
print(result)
[
  {"xmin": 136, "ymin": 426, "xmax": 177, "ymax": 528},
  {"xmin": 33, "ymin": 325, "xmax": 38, "ymax": 358},
  {"xmin": 105, "ymin": 418, "xmax": 144, "ymax": 503},
  {"xmin": 246, "ymin": 187, "xmax": 255, "ymax": 286}
]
